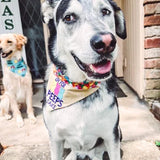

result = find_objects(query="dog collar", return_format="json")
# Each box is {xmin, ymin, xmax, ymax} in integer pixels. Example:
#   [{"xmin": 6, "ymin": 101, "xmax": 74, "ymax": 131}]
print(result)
[
  {"xmin": 7, "ymin": 58, "xmax": 27, "ymax": 77},
  {"xmin": 54, "ymin": 68, "xmax": 100, "ymax": 89},
  {"xmin": 46, "ymin": 67, "xmax": 100, "ymax": 111}
]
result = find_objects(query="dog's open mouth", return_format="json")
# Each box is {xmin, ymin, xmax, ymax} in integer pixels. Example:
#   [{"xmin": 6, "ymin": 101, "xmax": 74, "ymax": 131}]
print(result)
[
  {"xmin": 0, "ymin": 51, "xmax": 13, "ymax": 58},
  {"xmin": 72, "ymin": 53, "xmax": 112, "ymax": 79}
]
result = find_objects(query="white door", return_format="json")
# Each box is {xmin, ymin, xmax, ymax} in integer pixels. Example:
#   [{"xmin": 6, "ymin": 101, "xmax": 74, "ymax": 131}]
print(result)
[
  {"xmin": 115, "ymin": 0, "xmax": 145, "ymax": 98},
  {"xmin": 122, "ymin": 0, "xmax": 144, "ymax": 98}
]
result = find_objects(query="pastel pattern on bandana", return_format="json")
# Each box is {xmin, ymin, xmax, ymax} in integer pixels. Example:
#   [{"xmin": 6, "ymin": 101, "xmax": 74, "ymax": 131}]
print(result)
[
  {"xmin": 47, "ymin": 76, "xmax": 65, "ymax": 110},
  {"xmin": 46, "ymin": 68, "xmax": 100, "ymax": 111},
  {"xmin": 57, "ymin": 86, "xmax": 65, "ymax": 100},
  {"xmin": 7, "ymin": 58, "xmax": 27, "ymax": 77}
]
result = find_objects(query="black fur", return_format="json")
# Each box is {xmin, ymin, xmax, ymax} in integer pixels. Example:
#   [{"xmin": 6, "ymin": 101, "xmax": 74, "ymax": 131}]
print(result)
[
  {"xmin": 108, "ymin": 0, "xmax": 121, "ymax": 11},
  {"xmin": 56, "ymin": 0, "xmax": 71, "ymax": 23},
  {"xmin": 115, "ymin": 15, "xmax": 127, "ymax": 39},
  {"xmin": 47, "ymin": 0, "xmax": 54, "ymax": 4},
  {"xmin": 105, "ymin": 77, "xmax": 119, "ymax": 95},
  {"xmin": 113, "ymin": 111, "xmax": 120, "ymax": 142},
  {"xmin": 81, "ymin": 89, "xmax": 100, "ymax": 107},
  {"xmin": 108, "ymin": 0, "xmax": 127, "ymax": 39},
  {"xmin": 77, "ymin": 155, "xmax": 91, "ymax": 160},
  {"xmin": 48, "ymin": 19, "xmax": 67, "ymax": 71}
]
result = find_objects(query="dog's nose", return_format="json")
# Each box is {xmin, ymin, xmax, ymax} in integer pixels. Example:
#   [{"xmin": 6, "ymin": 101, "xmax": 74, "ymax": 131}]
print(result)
[
  {"xmin": 0, "ymin": 47, "xmax": 2, "ymax": 53},
  {"xmin": 90, "ymin": 33, "xmax": 116, "ymax": 55}
]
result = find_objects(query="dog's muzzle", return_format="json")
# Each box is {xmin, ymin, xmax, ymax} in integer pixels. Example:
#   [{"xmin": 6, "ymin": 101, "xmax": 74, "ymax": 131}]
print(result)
[
  {"xmin": 72, "ymin": 52, "xmax": 111, "ymax": 80},
  {"xmin": 0, "ymin": 48, "xmax": 13, "ymax": 58},
  {"xmin": 72, "ymin": 33, "xmax": 116, "ymax": 80}
]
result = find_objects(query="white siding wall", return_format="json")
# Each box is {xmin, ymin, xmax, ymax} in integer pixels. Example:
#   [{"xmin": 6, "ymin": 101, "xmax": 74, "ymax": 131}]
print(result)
[{"xmin": 122, "ymin": 0, "xmax": 144, "ymax": 98}]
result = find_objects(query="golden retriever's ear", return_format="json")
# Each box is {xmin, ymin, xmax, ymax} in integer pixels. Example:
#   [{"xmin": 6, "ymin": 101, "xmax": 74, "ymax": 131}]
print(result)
[{"xmin": 14, "ymin": 34, "xmax": 27, "ymax": 50}]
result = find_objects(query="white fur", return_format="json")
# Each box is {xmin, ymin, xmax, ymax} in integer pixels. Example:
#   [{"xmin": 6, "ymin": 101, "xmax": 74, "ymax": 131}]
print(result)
[{"xmin": 43, "ymin": 76, "xmax": 120, "ymax": 159}]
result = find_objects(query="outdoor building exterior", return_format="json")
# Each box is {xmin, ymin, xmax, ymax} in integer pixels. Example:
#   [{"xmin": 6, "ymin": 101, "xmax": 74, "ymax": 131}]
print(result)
[
  {"xmin": 0, "ymin": 0, "xmax": 160, "ymax": 112},
  {"xmin": 144, "ymin": 0, "xmax": 160, "ymax": 103},
  {"xmin": 143, "ymin": 0, "xmax": 160, "ymax": 119}
]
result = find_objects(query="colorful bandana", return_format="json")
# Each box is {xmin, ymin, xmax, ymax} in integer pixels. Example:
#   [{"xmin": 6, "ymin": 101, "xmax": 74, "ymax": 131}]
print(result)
[
  {"xmin": 46, "ymin": 68, "xmax": 100, "ymax": 111},
  {"xmin": 7, "ymin": 58, "xmax": 27, "ymax": 77}
]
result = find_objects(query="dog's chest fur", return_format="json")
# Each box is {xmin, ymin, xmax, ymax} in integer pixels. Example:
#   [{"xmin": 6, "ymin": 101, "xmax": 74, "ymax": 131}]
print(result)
[
  {"xmin": 43, "ymin": 80, "xmax": 118, "ymax": 151},
  {"xmin": 3, "ymin": 64, "xmax": 32, "ymax": 103}
]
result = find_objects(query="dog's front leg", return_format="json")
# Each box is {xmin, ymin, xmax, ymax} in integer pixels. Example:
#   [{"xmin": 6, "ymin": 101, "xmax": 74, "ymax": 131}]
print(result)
[
  {"xmin": 104, "ymin": 133, "xmax": 121, "ymax": 160},
  {"xmin": 26, "ymin": 89, "xmax": 37, "ymax": 124},
  {"xmin": 50, "ymin": 137, "xmax": 64, "ymax": 160},
  {"xmin": 11, "ymin": 99, "xmax": 24, "ymax": 128}
]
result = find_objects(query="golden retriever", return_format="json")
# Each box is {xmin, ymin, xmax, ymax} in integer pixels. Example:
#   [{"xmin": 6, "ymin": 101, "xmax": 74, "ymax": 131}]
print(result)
[{"xmin": 0, "ymin": 33, "xmax": 36, "ymax": 127}]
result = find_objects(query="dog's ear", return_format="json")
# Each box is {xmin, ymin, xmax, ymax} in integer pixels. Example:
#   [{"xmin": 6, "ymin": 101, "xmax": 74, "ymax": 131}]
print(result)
[
  {"xmin": 115, "ymin": 10, "xmax": 127, "ymax": 39},
  {"xmin": 41, "ymin": 0, "xmax": 57, "ymax": 24},
  {"xmin": 14, "ymin": 34, "xmax": 27, "ymax": 50},
  {"xmin": 109, "ymin": 0, "xmax": 127, "ymax": 39}
]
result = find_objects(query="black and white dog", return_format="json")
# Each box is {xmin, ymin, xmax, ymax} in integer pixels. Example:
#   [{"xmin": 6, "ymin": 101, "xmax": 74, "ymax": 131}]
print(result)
[{"xmin": 42, "ymin": 0, "xmax": 126, "ymax": 159}]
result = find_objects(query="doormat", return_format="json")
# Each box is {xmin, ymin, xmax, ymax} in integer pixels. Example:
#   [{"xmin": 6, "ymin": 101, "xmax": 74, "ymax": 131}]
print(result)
[{"xmin": 116, "ymin": 85, "xmax": 127, "ymax": 98}]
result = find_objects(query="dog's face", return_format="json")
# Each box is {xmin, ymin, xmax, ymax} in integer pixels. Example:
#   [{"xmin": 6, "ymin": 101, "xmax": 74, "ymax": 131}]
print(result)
[
  {"xmin": 42, "ymin": 0, "xmax": 126, "ymax": 81},
  {"xmin": 0, "ymin": 34, "xmax": 27, "ymax": 59}
]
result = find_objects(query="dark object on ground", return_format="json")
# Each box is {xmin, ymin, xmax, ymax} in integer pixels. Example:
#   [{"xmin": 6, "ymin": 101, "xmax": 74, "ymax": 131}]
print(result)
[
  {"xmin": 151, "ymin": 103, "xmax": 160, "ymax": 121},
  {"xmin": 0, "ymin": 143, "xmax": 4, "ymax": 154},
  {"xmin": 116, "ymin": 85, "xmax": 127, "ymax": 98}
]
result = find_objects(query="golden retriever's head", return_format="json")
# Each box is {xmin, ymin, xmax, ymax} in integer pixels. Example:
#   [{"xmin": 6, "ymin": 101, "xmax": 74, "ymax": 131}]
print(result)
[{"xmin": 0, "ymin": 33, "xmax": 27, "ymax": 59}]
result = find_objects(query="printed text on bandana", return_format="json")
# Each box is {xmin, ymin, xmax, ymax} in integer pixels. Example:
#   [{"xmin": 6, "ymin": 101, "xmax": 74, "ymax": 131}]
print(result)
[{"xmin": 47, "ymin": 77, "xmax": 66, "ymax": 110}]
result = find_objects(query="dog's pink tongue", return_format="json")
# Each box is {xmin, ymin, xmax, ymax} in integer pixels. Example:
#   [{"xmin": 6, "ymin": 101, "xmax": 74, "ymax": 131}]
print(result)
[{"xmin": 90, "ymin": 61, "xmax": 111, "ymax": 74}]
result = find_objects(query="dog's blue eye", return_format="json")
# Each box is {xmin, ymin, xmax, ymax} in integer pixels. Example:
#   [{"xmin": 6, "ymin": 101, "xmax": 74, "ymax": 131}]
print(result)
[
  {"xmin": 63, "ymin": 14, "xmax": 77, "ymax": 24},
  {"xmin": 101, "ymin": 8, "xmax": 111, "ymax": 16}
]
